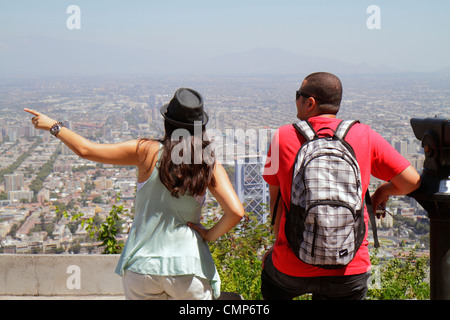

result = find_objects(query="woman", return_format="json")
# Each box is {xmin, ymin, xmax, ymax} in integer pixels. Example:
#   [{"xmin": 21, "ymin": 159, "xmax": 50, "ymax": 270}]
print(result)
[{"xmin": 24, "ymin": 87, "xmax": 244, "ymax": 300}]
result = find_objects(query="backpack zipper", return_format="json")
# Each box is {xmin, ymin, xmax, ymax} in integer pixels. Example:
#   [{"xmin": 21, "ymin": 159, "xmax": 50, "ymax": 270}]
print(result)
[{"xmin": 311, "ymin": 217, "xmax": 318, "ymax": 258}]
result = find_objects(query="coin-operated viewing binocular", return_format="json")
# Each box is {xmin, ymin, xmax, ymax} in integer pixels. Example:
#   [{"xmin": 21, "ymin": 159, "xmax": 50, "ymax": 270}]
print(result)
[
  {"xmin": 409, "ymin": 117, "xmax": 450, "ymax": 300},
  {"xmin": 411, "ymin": 117, "xmax": 450, "ymax": 181}
]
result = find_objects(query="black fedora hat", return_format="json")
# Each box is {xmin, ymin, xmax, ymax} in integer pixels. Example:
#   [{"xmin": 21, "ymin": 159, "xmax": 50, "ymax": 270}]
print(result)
[{"xmin": 160, "ymin": 88, "xmax": 209, "ymax": 129}]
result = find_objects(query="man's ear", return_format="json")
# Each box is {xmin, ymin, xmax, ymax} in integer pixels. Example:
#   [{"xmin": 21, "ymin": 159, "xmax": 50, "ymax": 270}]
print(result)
[{"xmin": 306, "ymin": 97, "xmax": 317, "ymax": 113}]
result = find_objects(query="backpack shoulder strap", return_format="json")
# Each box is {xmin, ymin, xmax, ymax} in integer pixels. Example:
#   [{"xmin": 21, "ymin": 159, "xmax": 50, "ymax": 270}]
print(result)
[
  {"xmin": 271, "ymin": 190, "xmax": 289, "ymax": 227},
  {"xmin": 365, "ymin": 190, "xmax": 380, "ymax": 248},
  {"xmin": 335, "ymin": 119, "xmax": 380, "ymax": 248},
  {"xmin": 293, "ymin": 120, "xmax": 317, "ymax": 141},
  {"xmin": 335, "ymin": 120, "xmax": 360, "ymax": 140},
  {"xmin": 271, "ymin": 190, "xmax": 281, "ymax": 226}
]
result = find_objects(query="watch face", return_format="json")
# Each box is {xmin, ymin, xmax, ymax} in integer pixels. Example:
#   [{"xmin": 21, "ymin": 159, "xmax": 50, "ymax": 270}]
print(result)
[{"xmin": 51, "ymin": 123, "xmax": 61, "ymax": 135}]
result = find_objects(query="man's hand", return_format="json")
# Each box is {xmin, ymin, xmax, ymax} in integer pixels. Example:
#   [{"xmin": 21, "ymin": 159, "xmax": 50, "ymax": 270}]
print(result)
[
  {"xmin": 371, "ymin": 165, "xmax": 421, "ymax": 219},
  {"xmin": 371, "ymin": 185, "xmax": 390, "ymax": 219}
]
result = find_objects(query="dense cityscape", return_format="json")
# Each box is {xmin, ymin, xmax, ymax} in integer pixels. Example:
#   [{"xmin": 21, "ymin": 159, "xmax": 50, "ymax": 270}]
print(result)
[{"xmin": 0, "ymin": 72, "xmax": 449, "ymax": 263}]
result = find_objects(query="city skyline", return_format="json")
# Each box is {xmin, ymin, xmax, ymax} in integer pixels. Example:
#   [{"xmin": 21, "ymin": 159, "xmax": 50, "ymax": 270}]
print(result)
[{"xmin": 1, "ymin": 1, "xmax": 450, "ymax": 75}]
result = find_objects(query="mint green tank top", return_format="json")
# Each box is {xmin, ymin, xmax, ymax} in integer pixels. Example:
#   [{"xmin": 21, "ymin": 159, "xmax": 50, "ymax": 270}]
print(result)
[{"xmin": 115, "ymin": 144, "xmax": 220, "ymax": 298}]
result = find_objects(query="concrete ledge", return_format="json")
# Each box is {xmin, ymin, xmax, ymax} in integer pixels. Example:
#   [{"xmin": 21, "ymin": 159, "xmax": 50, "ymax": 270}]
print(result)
[
  {"xmin": 0, "ymin": 295, "xmax": 124, "ymax": 300},
  {"xmin": 0, "ymin": 254, "xmax": 123, "ymax": 297},
  {"xmin": 0, "ymin": 254, "xmax": 243, "ymax": 300}
]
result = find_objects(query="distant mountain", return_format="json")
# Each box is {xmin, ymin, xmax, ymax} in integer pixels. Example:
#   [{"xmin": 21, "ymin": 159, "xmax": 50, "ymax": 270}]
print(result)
[
  {"xmin": 0, "ymin": 35, "xmax": 173, "ymax": 76},
  {"xmin": 0, "ymin": 36, "xmax": 401, "ymax": 76},
  {"xmin": 437, "ymin": 66, "xmax": 450, "ymax": 73},
  {"xmin": 197, "ymin": 48, "xmax": 400, "ymax": 75}
]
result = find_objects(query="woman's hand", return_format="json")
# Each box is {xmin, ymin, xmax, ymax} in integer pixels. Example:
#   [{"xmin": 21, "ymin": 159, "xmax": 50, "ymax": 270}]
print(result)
[
  {"xmin": 187, "ymin": 222, "xmax": 211, "ymax": 241},
  {"xmin": 24, "ymin": 108, "xmax": 58, "ymax": 131},
  {"xmin": 191, "ymin": 164, "xmax": 244, "ymax": 242},
  {"xmin": 23, "ymin": 108, "xmax": 145, "ymax": 166}
]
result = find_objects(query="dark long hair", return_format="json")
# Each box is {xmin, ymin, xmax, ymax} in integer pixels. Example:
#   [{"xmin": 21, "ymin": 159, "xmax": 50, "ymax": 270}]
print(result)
[{"xmin": 140, "ymin": 121, "xmax": 216, "ymax": 198}]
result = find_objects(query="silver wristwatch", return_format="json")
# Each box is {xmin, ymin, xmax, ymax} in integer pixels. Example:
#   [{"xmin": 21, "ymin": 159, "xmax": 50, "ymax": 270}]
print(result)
[{"xmin": 50, "ymin": 122, "xmax": 63, "ymax": 137}]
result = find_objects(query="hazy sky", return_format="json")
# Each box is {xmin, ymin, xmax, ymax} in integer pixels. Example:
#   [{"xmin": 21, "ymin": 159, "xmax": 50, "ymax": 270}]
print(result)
[{"xmin": 1, "ymin": 0, "xmax": 450, "ymax": 75}]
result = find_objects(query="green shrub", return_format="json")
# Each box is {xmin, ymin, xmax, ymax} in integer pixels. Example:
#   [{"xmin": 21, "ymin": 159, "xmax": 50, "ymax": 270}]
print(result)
[
  {"xmin": 367, "ymin": 246, "xmax": 430, "ymax": 300},
  {"xmin": 204, "ymin": 210, "xmax": 274, "ymax": 300}
]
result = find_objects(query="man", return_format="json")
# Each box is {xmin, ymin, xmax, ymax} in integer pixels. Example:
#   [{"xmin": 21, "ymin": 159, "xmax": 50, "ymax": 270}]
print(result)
[{"xmin": 261, "ymin": 72, "xmax": 421, "ymax": 300}]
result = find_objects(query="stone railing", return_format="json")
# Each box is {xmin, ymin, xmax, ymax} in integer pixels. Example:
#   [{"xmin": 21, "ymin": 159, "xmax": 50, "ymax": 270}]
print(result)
[
  {"xmin": 0, "ymin": 254, "xmax": 124, "ymax": 299},
  {"xmin": 0, "ymin": 254, "xmax": 243, "ymax": 300}
]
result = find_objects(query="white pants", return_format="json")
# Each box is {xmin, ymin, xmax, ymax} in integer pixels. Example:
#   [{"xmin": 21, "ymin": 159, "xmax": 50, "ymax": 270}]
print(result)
[{"xmin": 122, "ymin": 270, "xmax": 213, "ymax": 300}]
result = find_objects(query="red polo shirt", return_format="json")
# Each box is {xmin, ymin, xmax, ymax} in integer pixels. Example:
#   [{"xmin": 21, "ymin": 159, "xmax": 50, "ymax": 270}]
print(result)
[{"xmin": 263, "ymin": 116, "xmax": 410, "ymax": 277}]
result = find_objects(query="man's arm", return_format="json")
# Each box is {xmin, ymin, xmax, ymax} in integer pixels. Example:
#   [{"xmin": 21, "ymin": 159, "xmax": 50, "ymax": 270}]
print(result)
[
  {"xmin": 261, "ymin": 184, "xmax": 285, "ymax": 269},
  {"xmin": 269, "ymin": 184, "xmax": 283, "ymax": 239},
  {"xmin": 371, "ymin": 165, "xmax": 421, "ymax": 217}
]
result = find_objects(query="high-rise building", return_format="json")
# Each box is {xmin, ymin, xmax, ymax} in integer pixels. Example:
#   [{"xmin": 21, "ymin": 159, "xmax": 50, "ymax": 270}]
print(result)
[
  {"xmin": 4, "ymin": 174, "xmax": 24, "ymax": 192},
  {"xmin": 234, "ymin": 155, "xmax": 269, "ymax": 223},
  {"xmin": 215, "ymin": 112, "xmax": 225, "ymax": 131},
  {"xmin": 8, "ymin": 190, "xmax": 33, "ymax": 203},
  {"xmin": 148, "ymin": 94, "xmax": 156, "ymax": 108}
]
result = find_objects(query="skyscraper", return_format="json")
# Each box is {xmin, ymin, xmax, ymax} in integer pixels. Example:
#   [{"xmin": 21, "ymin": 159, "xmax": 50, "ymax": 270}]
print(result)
[
  {"xmin": 4, "ymin": 174, "xmax": 24, "ymax": 192},
  {"xmin": 234, "ymin": 155, "xmax": 269, "ymax": 223}
]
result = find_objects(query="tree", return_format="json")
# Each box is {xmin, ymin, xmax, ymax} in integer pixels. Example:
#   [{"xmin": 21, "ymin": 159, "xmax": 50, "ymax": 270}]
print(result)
[
  {"xmin": 367, "ymin": 247, "xmax": 430, "ymax": 300},
  {"xmin": 60, "ymin": 195, "xmax": 126, "ymax": 254},
  {"xmin": 203, "ymin": 207, "xmax": 274, "ymax": 300},
  {"xmin": 69, "ymin": 239, "xmax": 81, "ymax": 254},
  {"xmin": 92, "ymin": 196, "xmax": 103, "ymax": 204},
  {"xmin": 7, "ymin": 223, "xmax": 19, "ymax": 238}
]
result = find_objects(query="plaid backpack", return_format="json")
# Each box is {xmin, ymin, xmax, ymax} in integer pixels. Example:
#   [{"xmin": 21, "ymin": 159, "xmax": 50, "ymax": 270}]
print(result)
[{"xmin": 272, "ymin": 120, "xmax": 379, "ymax": 269}]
